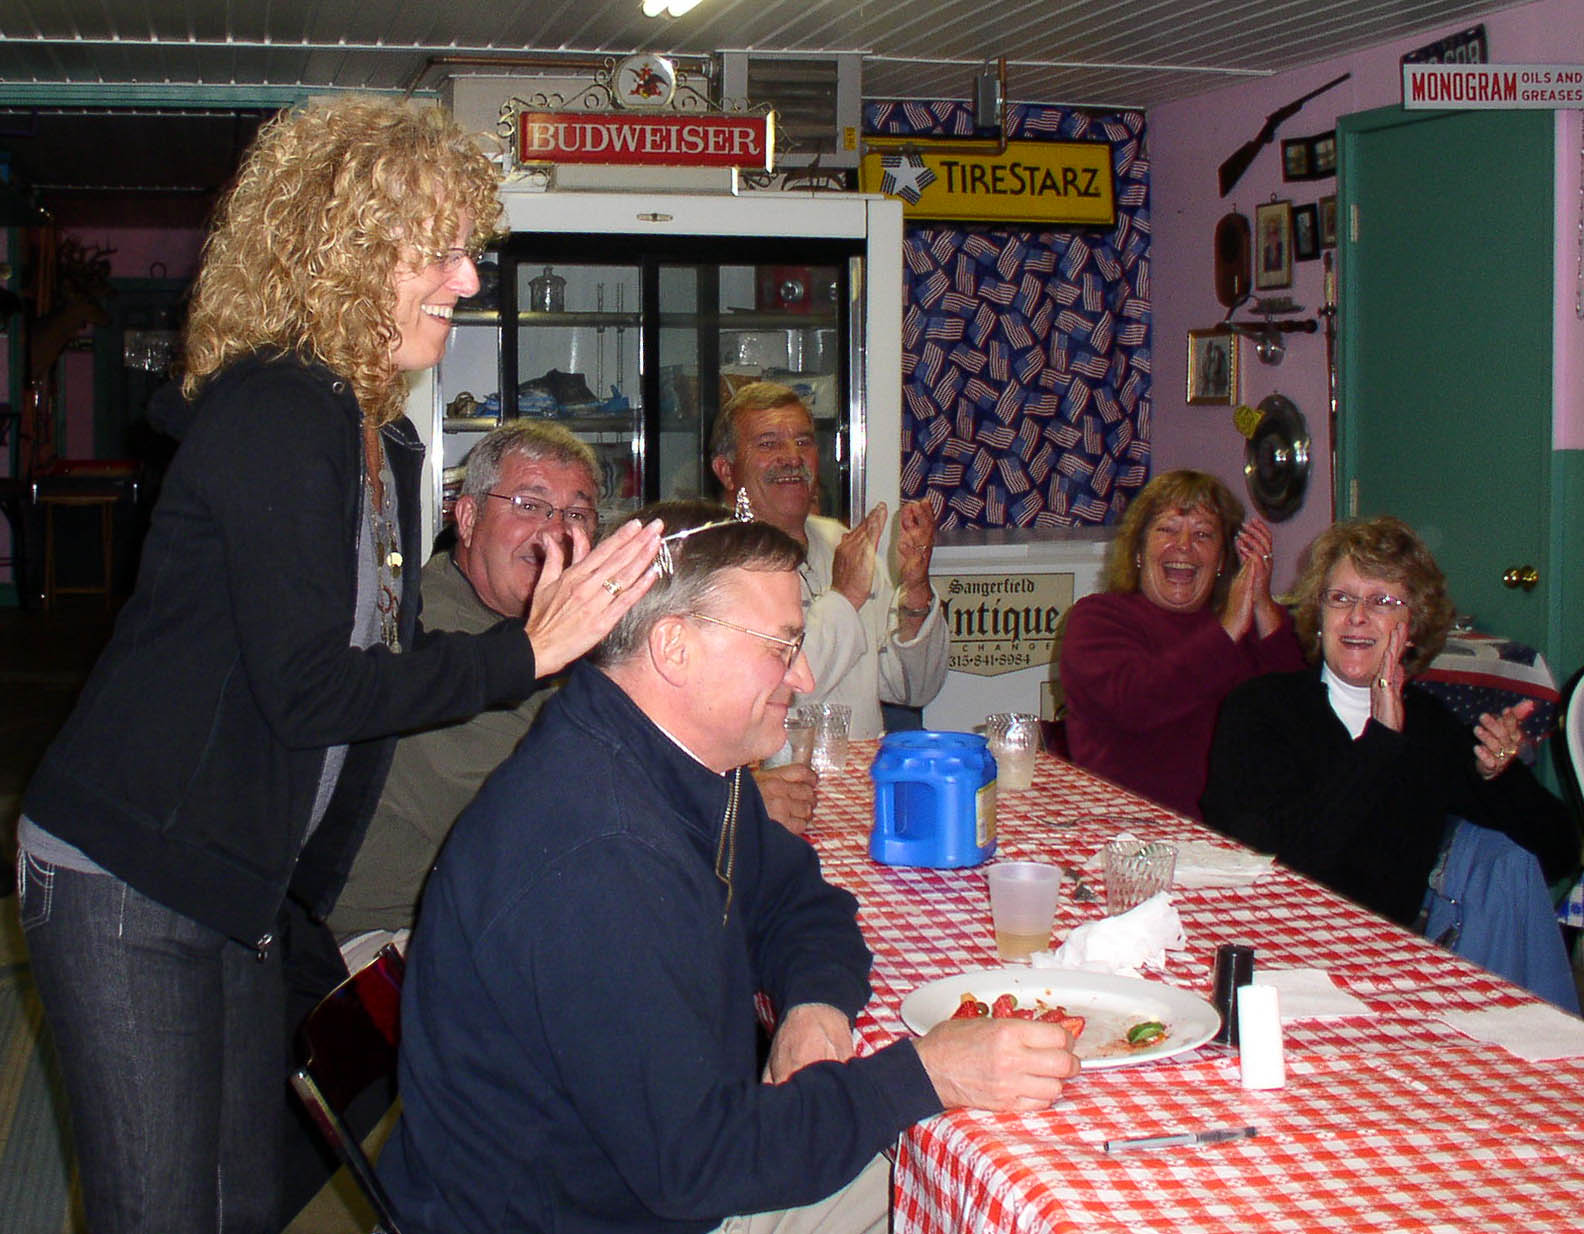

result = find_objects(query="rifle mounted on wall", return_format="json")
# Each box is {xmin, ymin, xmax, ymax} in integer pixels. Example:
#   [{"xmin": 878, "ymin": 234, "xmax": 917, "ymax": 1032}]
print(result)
[{"xmin": 1218, "ymin": 72, "xmax": 1351, "ymax": 197}]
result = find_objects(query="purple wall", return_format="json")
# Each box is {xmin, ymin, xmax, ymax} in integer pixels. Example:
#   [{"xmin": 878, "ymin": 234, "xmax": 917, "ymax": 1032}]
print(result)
[{"xmin": 1150, "ymin": 0, "xmax": 1584, "ymax": 585}]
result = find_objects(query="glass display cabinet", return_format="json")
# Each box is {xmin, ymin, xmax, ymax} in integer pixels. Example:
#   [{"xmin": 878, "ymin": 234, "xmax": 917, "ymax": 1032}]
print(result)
[{"xmin": 413, "ymin": 191, "xmax": 904, "ymax": 547}]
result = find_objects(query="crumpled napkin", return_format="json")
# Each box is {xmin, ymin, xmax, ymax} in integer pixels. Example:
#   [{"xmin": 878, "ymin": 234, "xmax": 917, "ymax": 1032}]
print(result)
[
  {"xmin": 1033, "ymin": 891, "xmax": 1186, "ymax": 978},
  {"xmin": 1171, "ymin": 840, "xmax": 1275, "ymax": 889},
  {"xmin": 1252, "ymin": 968, "xmax": 1375, "ymax": 1022},
  {"xmin": 1434, "ymin": 1003, "xmax": 1584, "ymax": 1062}
]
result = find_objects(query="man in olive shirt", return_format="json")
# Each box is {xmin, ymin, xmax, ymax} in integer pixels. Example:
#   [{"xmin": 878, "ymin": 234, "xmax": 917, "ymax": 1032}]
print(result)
[{"xmin": 329, "ymin": 421, "xmax": 602, "ymax": 945}]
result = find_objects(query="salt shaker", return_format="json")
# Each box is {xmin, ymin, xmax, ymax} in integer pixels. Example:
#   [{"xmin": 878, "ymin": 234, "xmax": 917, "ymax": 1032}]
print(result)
[
  {"xmin": 1210, "ymin": 943, "xmax": 1255, "ymax": 1046},
  {"xmin": 1237, "ymin": 983, "xmax": 1286, "ymax": 1090}
]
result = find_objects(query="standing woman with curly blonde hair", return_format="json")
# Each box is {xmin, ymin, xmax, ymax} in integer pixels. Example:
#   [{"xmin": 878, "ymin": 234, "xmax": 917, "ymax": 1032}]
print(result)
[{"xmin": 15, "ymin": 98, "xmax": 659, "ymax": 1233}]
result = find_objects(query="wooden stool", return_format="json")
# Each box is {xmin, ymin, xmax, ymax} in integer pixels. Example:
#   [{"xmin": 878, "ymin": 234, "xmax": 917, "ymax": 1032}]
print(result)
[{"xmin": 40, "ymin": 490, "xmax": 119, "ymax": 611}]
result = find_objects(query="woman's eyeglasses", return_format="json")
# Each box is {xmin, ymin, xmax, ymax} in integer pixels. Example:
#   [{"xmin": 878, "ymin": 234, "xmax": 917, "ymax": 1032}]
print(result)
[
  {"xmin": 429, "ymin": 247, "xmax": 482, "ymax": 274},
  {"xmin": 1320, "ymin": 589, "xmax": 1407, "ymax": 612},
  {"xmin": 485, "ymin": 493, "xmax": 597, "ymax": 527},
  {"xmin": 687, "ymin": 612, "xmax": 805, "ymax": 668}
]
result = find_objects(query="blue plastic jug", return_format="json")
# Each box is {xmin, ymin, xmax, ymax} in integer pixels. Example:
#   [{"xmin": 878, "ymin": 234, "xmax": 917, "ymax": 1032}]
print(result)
[{"xmin": 869, "ymin": 731, "xmax": 997, "ymax": 868}]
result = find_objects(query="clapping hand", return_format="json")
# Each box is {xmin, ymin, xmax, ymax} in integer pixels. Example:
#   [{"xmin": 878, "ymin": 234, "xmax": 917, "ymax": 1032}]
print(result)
[
  {"xmin": 831, "ymin": 504, "xmax": 888, "ymax": 612},
  {"xmin": 1474, "ymin": 699, "xmax": 1534, "ymax": 780},
  {"xmin": 1233, "ymin": 517, "xmax": 1284, "ymax": 637},
  {"xmin": 1369, "ymin": 621, "xmax": 1408, "ymax": 733}
]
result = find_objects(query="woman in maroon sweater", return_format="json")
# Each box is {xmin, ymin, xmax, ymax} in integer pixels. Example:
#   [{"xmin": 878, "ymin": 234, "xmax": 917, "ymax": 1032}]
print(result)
[{"xmin": 1058, "ymin": 470, "xmax": 1304, "ymax": 817}]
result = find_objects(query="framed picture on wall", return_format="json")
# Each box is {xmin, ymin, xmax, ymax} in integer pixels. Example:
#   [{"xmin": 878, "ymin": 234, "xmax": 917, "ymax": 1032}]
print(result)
[
  {"xmin": 1293, "ymin": 203, "xmax": 1320, "ymax": 261},
  {"xmin": 1255, "ymin": 199, "xmax": 1294, "ymax": 289},
  {"xmin": 1319, "ymin": 194, "xmax": 1338, "ymax": 247},
  {"xmin": 1311, "ymin": 131, "xmax": 1337, "ymax": 176},
  {"xmin": 1186, "ymin": 328, "xmax": 1239, "ymax": 405},
  {"xmin": 1281, "ymin": 138, "xmax": 1312, "ymax": 180}
]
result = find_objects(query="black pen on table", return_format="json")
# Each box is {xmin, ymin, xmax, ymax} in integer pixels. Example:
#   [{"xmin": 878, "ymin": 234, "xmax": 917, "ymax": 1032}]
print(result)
[{"xmin": 1103, "ymin": 1126, "xmax": 1258, "ymax": 1153}]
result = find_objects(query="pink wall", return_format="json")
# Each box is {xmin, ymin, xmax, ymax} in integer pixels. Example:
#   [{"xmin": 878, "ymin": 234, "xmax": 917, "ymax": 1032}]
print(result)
[{"xmin": 1149, "ymin": 0, "xmax": 1584, "ymax": 583}]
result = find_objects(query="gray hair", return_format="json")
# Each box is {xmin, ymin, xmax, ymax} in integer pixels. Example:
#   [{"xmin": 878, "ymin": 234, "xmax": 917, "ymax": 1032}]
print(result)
[
  {"xmin": 589, "ymin": 499, "xmax": 804, "ymax": 668},
  {"xmin": 460, "ymin": 421, "xmax": 600, "ymax": 502},
  {"xmin": 707, "ymin": 380, "xmax": 809, "ymax": 466}
]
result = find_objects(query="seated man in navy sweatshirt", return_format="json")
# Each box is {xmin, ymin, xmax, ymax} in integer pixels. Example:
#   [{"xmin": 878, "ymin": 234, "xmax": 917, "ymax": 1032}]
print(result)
[{"xmin": 380, "ymin": 501, "xmax": 1079, "ymax": 1234}]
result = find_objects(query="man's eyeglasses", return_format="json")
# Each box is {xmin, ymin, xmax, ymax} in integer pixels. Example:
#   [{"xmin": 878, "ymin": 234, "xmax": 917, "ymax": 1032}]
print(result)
[
  {"xmin": 687, "ymin": 612, "xmax": 805, "ymax": 668},
  {"xmin": 485, "ymin": 493, "xmax": 597, "ymax": 527},
  {"xmin": 1320, "ymin": 588, "xmax": 1407, "ymax": 612},
  {"xmin": 429, "ymin": 247, "xmax": 482, "ymax": 274}
]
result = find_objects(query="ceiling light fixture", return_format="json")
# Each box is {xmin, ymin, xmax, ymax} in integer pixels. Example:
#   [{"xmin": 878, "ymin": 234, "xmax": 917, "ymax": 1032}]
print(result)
[{"xmin": 641, "ymin": 0, "xmax": 705, "ymax": 17}]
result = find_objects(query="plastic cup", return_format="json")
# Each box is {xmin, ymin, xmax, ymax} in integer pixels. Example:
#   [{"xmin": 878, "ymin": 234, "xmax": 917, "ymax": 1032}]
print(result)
[
  {"xmin": 1102, "ymin": 840, "xmax": 1177, "ymax": 916},
  {"xmin": 987, "ymin": 861, "xmax": 1063, "ymax": 961},
  {"xmin": 784, "ymin": 707, "xmax": 818, "ymax": 766},
  {"xmin": 809, "ymin": 702, "xmax": 852, "ymax": 772},
  {"xmin": 985, "ymin": 712, "xmax": 1040, "ymax": 791}
]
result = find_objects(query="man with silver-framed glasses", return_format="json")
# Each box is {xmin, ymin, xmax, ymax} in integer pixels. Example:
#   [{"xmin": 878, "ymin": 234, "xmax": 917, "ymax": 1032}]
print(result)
[
  {"xmin": 383, "ymin": 500, "xmax": 1079, "ymax": 1234},
  {"xmin": 326, "ymin": 420, "xmax": 604, "ymax": 950}
]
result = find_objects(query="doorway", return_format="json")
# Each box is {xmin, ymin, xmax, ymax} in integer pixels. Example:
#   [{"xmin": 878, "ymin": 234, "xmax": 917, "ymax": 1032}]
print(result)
[{"xmin": 1337, "ymin": 105, "xmax": 1560, "ymax": 663}]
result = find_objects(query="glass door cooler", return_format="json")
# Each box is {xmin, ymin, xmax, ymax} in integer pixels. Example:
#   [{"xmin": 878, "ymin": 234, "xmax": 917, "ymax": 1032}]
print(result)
[{"xmin": 412, "ymin": 191, "xmax": 903, "ymax": 547}]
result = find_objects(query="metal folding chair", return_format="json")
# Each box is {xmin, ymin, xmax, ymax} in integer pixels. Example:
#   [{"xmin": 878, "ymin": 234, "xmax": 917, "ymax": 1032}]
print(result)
[{"xmin": 290, "ymin": 943, "xmax": 407, "ymax": 1234}]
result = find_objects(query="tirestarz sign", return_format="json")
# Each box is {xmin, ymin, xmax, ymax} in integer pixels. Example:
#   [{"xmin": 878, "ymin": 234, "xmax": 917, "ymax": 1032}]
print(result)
[{"xmin": 518, "ymin": 111, "xmax": 774, "ymax": 169}]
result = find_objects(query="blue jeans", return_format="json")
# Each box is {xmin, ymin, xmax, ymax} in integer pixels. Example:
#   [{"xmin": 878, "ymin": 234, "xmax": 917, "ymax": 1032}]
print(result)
[{"xmin": 17, "ymin": 849, "xmax": 287, "ymax": 1234}]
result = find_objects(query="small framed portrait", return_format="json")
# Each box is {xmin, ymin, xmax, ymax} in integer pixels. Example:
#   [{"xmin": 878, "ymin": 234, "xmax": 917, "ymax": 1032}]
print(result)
[
  {"xmin": 1281, "ymin": 138, "xmax": 1312, "ymax": 181},
  {"xmin": 1292, "ymin": 203, "xmax": 1320, "ymax": 261},
  {"xmin": 1186, "ymin": 328, "xmax": 1239, "ymax": 406},
  {"xmin": 1310, "ymin": 131, "xmax": 1337, "ymax": 177},
  {"xmin": 1254, "ymin": 199, "xmax": 1294, "ymax": 290},
  {"xmin": 1318, "ymin": 194, "xmax": 1338, "ymax": 248}
]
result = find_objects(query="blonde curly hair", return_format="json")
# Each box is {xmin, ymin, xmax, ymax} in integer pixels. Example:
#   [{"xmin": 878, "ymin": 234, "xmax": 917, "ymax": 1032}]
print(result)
[{"xmin": 182, "ymin": 96, "xmax": 503, "ymax": 426}]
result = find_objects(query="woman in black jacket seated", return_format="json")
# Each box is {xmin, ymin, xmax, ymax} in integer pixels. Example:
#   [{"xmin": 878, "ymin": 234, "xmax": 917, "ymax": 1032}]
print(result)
[{"xmin": 1202, "ymin": 516, "xmax": 1576, "ymax": 929}]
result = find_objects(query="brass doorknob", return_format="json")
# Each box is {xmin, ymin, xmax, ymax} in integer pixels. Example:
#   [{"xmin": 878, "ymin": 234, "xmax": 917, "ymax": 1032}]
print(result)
[{"xmin": 1501, "ymin": 565, "xmax": 1539, "ymax": 591}]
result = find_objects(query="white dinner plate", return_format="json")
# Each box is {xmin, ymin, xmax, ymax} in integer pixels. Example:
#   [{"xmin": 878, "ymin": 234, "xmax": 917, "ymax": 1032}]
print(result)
[{"xmin": 900, "ymin": 967, "xmax": 1221, "ymax": 1069}]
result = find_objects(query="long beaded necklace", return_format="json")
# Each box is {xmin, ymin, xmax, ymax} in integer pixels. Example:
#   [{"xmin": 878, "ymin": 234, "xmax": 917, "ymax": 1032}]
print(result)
[{"xmin": 364, "ymin": 420, "xmax": 403, "ymax": 652}]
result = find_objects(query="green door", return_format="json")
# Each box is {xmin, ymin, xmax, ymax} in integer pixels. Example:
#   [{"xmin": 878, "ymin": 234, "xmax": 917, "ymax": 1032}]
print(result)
[{"xmin": 1337, "ymin": 106, "xmax": 1553, "ymax": 655}]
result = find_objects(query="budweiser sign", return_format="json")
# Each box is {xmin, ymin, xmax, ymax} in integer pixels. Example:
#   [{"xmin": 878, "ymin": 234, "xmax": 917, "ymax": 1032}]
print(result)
[{"xmin": 517, "ymin": 111, "xmax": 774, "ymax": 169}]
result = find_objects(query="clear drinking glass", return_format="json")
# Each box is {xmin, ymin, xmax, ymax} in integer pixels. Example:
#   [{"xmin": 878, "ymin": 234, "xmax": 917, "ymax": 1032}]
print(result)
[
  {"xmin": 984, "ymin": 712, "xmax": 1040, "ymax": 791},
  {"xmin": 1102, "ymin": 840, "xmax": 1177, "ymax": 915}
]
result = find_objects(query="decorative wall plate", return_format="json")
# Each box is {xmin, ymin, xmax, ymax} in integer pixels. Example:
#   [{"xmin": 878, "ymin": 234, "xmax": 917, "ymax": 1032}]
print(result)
[
  {"xmin": 614, "ymin": 54, "xmax": 677, "ymax": 108},
  {"xmin": 1243, "ymin": 393, "xmax": 1310, "ymax": 521}
]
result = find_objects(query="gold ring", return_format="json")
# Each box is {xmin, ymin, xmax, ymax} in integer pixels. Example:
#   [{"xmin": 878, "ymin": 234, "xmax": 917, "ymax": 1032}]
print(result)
[{"xmin": 602, "ymin": 578, "xmax": 623, "ymax": 598}]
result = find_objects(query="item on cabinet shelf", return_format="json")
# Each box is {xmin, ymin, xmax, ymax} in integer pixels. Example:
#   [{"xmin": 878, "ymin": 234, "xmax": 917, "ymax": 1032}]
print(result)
[
  {"xmin": 595, "ymin": 284, "xmax": 607, "ymax": 394},
  {"xmin": 527, "ymin": 265, "xmax": 566, "ymax": 313},
  {"xmin": 615, "ymin": 283, "xmax": 627, "ymax": 391},
  {"xmin": 521, "ymin": 371, "xmax": 597, "ymax": 418},
  {"xmin": 721, "ymin": 330, "xmax": 791, "ymax": 370},
  {"xmin": 659, "ymin": 366, "xmax": 699, "ymax": 425},
  {"xmin": 443, "ymin": 391, "xmax": 501, "ymax": 430},
  {"xmin": 602, "ymin": 386, "xmax": 630, "ymax": 413},
  {"xmin": 1242, "ymin": 393, "xmax": 1311, "ymax": 522},
  {"xmin": 457, "ymin": 258, "xmax": 500, "ymax": 311},
  {"xmin": 757, "ymin": 266, "xmax": 815, "ymax": 314},
  {"xmin": 764, "ymin": 371, "xmax": 838, "ymax": 421},
  {"xmin": 791, "ymin": 327, "xmax": 837, "ymax": 373}
]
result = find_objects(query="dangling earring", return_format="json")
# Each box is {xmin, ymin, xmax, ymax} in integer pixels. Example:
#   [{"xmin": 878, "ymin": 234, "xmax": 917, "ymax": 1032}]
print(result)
[{"xmin": 734, "ymin": 487, "xmax": 755, "ymax": 521}]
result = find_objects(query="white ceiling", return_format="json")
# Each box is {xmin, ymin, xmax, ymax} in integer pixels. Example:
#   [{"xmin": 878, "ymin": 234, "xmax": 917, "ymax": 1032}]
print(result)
[{"xmin": 0, "ymin": 0, "xmax": 1531, "ymax": 111}]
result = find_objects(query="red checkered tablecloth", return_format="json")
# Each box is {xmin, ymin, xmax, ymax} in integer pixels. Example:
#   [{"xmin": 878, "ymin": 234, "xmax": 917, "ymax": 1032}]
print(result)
[{"xmin": 806, "ymin": 743, "xmax": 1584, "ymax": 1234}]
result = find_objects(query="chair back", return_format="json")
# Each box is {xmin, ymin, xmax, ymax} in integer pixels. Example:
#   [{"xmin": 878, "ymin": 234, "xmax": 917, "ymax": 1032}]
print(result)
[{"xmin": 290, "ymin": 943, "xmax": 406, "ymax": 1234}]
